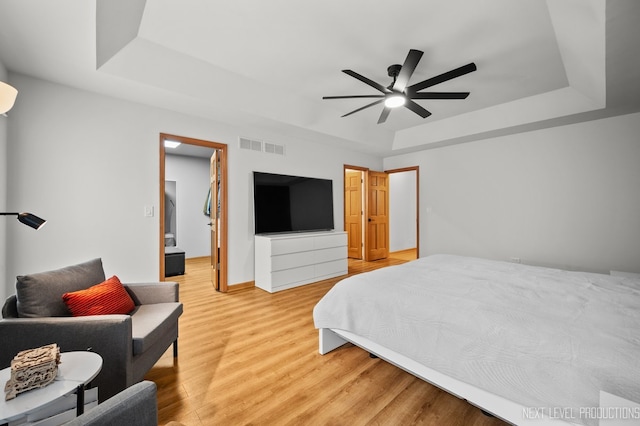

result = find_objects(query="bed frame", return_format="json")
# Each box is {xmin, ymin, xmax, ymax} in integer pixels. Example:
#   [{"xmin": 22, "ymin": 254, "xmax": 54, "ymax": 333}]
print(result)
[{"xmin": 319, "ymin": 328, "xmax": 578, "ymax": 426}]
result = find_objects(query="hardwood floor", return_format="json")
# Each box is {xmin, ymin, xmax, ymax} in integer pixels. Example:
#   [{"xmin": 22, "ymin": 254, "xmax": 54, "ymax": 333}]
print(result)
[{"xmin": 146, "ymin": 256, "xmax": 507, "ymax": 426}]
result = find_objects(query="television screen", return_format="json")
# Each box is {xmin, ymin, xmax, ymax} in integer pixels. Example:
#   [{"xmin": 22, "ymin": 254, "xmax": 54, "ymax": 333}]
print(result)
[{"xmin": 253, "ymin": 172, "xmax": 334, "ymax": 234}]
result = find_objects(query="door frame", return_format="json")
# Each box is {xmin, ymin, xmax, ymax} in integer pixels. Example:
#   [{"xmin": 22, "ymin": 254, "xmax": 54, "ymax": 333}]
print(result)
[
  {"xmin": 159, "ymin": 133, "xmax": 228, "ymax": 292},
  {"xmin": 344, "ymin": 164, "xmax": 420, "ymax": 261}
]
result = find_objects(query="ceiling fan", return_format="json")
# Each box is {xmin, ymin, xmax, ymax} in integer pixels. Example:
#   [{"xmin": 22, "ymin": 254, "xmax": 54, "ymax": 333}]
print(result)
[{"xmin": 323, "ymin": 49, "xmax": 477, "ymax": 124}]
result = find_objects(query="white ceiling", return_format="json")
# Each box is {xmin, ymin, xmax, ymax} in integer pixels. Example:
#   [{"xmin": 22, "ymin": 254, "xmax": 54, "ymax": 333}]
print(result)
[{"xmin": 0, "ymin": 0, "xmax": 638, "ymax": 156}]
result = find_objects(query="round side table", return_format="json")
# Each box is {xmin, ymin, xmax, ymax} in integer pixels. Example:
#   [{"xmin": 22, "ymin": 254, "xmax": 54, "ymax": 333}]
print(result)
[{"xmin": 0, "ymin": 351, "xmax": 103, "ymax": 424}]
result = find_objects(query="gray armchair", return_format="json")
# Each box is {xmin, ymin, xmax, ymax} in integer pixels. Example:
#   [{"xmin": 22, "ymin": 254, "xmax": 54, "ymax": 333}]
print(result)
[
  {"xmin": 65, "ymin": 380, "xmax": 158, "ymax": 426},
  {"xmin": 0, "ymin": 259, "xmax": 183, "ymax": 402}
]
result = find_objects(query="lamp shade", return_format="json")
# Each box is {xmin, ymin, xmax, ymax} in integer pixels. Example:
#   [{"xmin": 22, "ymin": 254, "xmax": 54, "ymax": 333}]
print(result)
[
  {"xmin": 1, "ymin": 212, "xmax": 47, "ymax": 230},
  {"xmin": 0, "ymin": 81, "xmax": 18, "ymax": 114}
]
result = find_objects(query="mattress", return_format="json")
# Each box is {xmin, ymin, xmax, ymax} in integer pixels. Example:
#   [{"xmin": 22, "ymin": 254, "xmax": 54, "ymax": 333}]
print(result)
[{"xmin": 313, "ymin": 254, "xmax": 640, "ymax": 426}]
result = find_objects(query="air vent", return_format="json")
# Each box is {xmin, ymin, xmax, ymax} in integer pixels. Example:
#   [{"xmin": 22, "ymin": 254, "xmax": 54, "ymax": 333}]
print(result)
[
  {"xmin": 239, "ymin": 137, "xmax": 285, "ymax": 156},
  {"xmin": 264, "ymin": 142, "xmax": 285, "ymax": 156},
  {"xmin": 239, "ymin": 137, "xmax": 262, "ymax": 152}
]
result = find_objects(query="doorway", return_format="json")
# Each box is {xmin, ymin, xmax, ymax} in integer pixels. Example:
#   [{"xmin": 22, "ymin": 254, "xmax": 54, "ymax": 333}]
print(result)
[
  {"xmin": 387, "ymin": 167, "xmax": 419, "ymax": 260},
  {"xmin": 344, "ymin": 165, "xmax": 419, "ymax": 262},
  {"xmin": 159, "ymin": 133, "xmax": 228, "ymax": 292}
]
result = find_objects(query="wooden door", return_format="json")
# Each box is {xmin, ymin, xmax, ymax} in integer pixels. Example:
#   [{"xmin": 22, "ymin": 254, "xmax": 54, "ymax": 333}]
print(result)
[
  {"xmin": 366, "ymin": 171, "xmax": 389, "ymax": 261},
  {"xmin": 344, "ymin": 170, "xmax": 363, "ymax": 259},
  {"xmin": 210, "ymin": 151, "xmax": 219, "ymax": 290}
]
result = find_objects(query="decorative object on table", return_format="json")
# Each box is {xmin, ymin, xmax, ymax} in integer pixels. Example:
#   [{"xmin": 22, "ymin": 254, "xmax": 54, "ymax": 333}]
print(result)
[
  {"xmin": 4, "ymin": 343, "xmax": 61, "ymax": 400},
  {"xmin": 0, "ymin": 212, "xmax": 47, "ymax": 230}
]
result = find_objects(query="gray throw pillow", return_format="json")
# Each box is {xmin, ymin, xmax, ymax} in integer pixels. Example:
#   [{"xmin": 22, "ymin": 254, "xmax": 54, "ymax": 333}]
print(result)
[{"xmin": 16, "ymin": 258, "xmax": 106, "ymax": 318}]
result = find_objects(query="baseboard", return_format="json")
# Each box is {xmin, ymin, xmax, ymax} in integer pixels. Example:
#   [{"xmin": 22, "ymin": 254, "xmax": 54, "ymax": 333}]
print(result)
[
  {"xmin": 185, "ymin": 255, "xmax": 210, "ymax": 261},
  {"xmin": 389, "ymin": 248, "xmax": 417, "ymax": 256},
  {"xmin": 228, "ymin": 281, "xmax": 255, "ymax": 293}
]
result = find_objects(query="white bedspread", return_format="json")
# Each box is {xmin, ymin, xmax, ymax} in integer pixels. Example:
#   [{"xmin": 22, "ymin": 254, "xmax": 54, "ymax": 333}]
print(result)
[{"xmin": 313, "ymin": 255, "xmax": 640, "ymax": 426}]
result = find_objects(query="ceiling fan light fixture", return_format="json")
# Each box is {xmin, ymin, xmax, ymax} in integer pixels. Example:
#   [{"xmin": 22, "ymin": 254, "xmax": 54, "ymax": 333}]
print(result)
[
  {"xmin": 323, "ymin": 49, "xmax": 476, "ymax": 123},
  {"xmin": 385, "ymin": 94, "xmax": 405, "ymax": 108}
]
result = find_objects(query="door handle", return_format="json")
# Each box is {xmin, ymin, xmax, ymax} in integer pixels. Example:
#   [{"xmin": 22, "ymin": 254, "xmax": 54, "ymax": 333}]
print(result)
[{"xmin": 368, "ymin": 218, "xmax": 372, "ymax": 222}]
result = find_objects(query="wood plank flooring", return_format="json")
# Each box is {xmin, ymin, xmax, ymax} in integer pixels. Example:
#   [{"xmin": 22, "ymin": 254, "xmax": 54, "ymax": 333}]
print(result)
[{"xmin": 146, "ymin": 254, "xmax": 508, "ymax": 426}]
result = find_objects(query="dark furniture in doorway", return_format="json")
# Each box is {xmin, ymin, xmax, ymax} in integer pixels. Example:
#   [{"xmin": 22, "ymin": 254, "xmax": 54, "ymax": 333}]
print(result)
[{"xmin": 165, "ymin": 247, "xmax": 185, "ymax": 276}]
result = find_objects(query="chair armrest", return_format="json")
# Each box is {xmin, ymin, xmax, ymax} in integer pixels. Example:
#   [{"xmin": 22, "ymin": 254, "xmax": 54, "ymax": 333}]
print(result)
[
  {"xmin": 0, "ymin": 316, "xmax": 134, "ymax": 401},
  {"xmin": 123, "ymin": 282, "xmax": 179, "ymax": 305},
  {"xmin": 2, "ymin": 295, "xmax": 18, "ymax": 318}
]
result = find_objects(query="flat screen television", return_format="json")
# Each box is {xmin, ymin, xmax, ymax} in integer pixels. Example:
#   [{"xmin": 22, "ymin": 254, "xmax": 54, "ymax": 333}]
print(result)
[{"xmin": 253, "ymin": 171, "xmax": 334, "ymax": 234}]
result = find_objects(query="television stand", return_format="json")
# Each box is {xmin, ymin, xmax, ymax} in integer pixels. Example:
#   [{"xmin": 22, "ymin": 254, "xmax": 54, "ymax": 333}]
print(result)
[{"xmin": 255, "ymin": 231, "xmax": 348, "ymax": 293}]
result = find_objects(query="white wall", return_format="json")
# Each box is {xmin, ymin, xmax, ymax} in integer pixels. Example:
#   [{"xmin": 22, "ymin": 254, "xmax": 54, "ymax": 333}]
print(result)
[
  {"xmin": 384, "ymin": 112, "xmax": 640, "ymax": 274},
  {"xmin": 389, "ymin": 170, "xmax": 417, "ymax": 252},
  {"xmin": 8, "ymin": 72, "xmax": 635, "ymax": 296},
  {"xmin": 3, "ymin": 73, "xmax": 382, "ymax": 295},
  {"xmin": 165, "ymin": 154, "xmax": 211, "ymax": 258},
  {"xmin": 0, "ymin": 61, "xmax": 8, "ymax": 303}
]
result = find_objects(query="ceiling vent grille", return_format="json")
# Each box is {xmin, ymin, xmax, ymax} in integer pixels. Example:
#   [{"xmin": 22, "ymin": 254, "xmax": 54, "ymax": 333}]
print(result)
[
  {"xmin": 264, "ymin": 142, "xmax": 285, "ymax": 156},
  {"xmin": 239, "ymin": 137, "xmax": 263, "ymax": 152}
]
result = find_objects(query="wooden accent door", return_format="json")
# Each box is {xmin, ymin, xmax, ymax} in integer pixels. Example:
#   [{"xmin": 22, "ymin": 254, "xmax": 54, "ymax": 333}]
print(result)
[
  {"xmin": 366, "ymin": 171, "xmax": 389, "ymax": 261},
  {"xmin": 344, "ymin": 171, "xmax": 363, "ymax": 259},
  {"xmin": 210, "ymin": 150, "xmax": 219, "ymax": 290}
]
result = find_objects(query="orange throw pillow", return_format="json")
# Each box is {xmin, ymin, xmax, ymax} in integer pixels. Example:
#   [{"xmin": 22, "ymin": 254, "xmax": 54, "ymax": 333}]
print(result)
[{"xmin": 62, "ymin": 275, "xmax": 135, "ymax": 316}]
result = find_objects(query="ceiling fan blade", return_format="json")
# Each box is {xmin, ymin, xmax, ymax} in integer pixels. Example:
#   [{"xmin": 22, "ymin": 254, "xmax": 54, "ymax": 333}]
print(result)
[
  {"xmin": 323, "ymin": 95, "xmax": 385, "ymax": 100},
  {"xmin": 404, "ymin": 100, "xmax": 432, "ymax": 119},
  {"xmin": 411, "ymin": 92, "xmax": 470, "ymax": 100},
  {"xmin": 377, "ymin": 107, "xmax": 391, "ymax": 124},
  {"xmin": 341, "ymin": 99, "xmax": 385, "ymax": 118},
  {"xmin": 407, "ymin": 62, "xmax": 477, "ymax": 93},
  {"xmin": 393, "ymin": 49, "xmax": 423, "ymax": 92},
  {"xmin": 342, "ymin": 70, "xmax": 389, "ymax": 94}
]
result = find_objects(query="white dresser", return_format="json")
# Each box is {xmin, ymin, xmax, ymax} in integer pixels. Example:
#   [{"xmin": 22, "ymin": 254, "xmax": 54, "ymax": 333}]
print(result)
[{"xmin": 255, "ymin": 231, "xmax": 348, "ymax": 293}]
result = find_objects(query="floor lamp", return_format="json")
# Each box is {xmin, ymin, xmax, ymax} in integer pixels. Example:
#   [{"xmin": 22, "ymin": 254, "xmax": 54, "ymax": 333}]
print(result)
[{"xmin": 0, "ymin": 212, "xmax": 47, "ymax": 230}]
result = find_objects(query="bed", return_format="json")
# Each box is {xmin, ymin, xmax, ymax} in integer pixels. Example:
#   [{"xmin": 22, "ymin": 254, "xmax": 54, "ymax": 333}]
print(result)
[{"xmin": 313, "ymin": 254, "xmax": 640, "ymax": 426}]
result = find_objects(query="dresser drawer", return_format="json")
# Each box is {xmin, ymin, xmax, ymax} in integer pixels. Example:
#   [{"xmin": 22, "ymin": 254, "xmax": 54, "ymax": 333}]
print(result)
[
  {"xmin": 270, "ymin": 237, "xmax": 315, "ymax": 255},
  {"xmin": 272, "ymin": 265, "xmax": 315, "ymax": 287},
  {"xmin": 314, "ymin": 233, "xmax": 347, "ymax": 250}
]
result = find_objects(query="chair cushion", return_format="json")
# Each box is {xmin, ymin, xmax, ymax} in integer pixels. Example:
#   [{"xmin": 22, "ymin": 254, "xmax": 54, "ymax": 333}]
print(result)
[
  {"xmin": 62, "ymin": 276, "xmax": 136, "ymax": 316},
  {"xmin": 131, "ymin": 302, "xmax": 183, "ymax": 355},
  {"xmin": 16, "ymin": 258, "xmax": 106, "ymax": 318}
]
